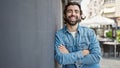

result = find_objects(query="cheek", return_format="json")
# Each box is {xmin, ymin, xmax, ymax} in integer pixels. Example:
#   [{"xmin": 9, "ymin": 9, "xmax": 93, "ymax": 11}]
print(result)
[
  {"xmin": 77, "ymin": 15, "xmax": 81, "ymax": 19},
  {"xmin": 79, "ymin": 16, "xmax": 81, "ymax": 19},
  {"xmin": 66, "ymin": 13, "xmax": 72, "ymax": 16}
]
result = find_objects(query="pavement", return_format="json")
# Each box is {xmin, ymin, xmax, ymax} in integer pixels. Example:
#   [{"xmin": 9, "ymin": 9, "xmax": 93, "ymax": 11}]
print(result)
[{"xmin": 100, "ymin": 56, "xmax": 120, "ymax": 68}]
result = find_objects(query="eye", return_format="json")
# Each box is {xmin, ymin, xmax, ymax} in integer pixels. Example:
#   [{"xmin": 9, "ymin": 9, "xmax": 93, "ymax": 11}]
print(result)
[
  {"xmin": 67, "ymin": 9, "xmax": 72, "ymax": 13},
  {"xmin": 75, "ymin": 10, "xmax": 80, "ymax": 14}
]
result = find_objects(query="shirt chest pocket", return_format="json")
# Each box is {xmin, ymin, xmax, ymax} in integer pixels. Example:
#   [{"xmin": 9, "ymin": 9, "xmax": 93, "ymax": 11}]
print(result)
[
  {"xmin": 77, "ymin": 42, "xmax": 89, "ymax": 51},
  {"xmin": 63, "ymin": 36, "xmax": 74, "ymax": 52},
  {"xmin": 65, "ymin": 43, "xmax": 74, "ymax": 52},
  {"xmin": 77, "ymin": 35, "xmax": 90, "ymax": 50}
]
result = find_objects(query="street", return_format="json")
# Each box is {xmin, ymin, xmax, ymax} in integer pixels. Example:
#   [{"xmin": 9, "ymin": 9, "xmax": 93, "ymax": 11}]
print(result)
[{"xmin": 100, "ymin": 57, "xmax": 120, "ymax": 68}]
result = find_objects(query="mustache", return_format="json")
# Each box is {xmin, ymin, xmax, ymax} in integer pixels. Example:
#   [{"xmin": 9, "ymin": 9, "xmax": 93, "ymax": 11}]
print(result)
[{"xmin": 68, "ymin": 15, "xmax": 76, "ymax": 18}]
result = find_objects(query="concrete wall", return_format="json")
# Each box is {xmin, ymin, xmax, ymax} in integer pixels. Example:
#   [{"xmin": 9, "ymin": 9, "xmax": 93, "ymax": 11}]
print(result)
[{"xmin": 0, "ymin": 0, "xmax": 62, "ymax": 68}]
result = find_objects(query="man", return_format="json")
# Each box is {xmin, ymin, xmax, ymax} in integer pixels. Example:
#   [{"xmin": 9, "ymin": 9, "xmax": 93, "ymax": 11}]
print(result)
[{"xmin": 55, "ymin": 2, "xmax": 101, "ymax": 68}]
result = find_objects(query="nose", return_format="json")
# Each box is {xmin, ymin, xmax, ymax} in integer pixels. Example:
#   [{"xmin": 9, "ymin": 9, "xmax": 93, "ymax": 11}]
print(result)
[{"xmin": 71, "ymin": 11, "xmax": 76, "ymax": 15}]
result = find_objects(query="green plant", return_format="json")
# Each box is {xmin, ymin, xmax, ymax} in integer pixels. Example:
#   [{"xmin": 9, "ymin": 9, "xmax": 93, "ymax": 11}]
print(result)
[
  {"xmin": 116, "ymin": 30, "xmax": 120, "ymax": 42},
  {"xmin": 106, "ymin": 30, "xmax": 112, "ymax": 39},
  {"xmin": 106, "ymin": 30, "xmax": 120, "ymax": 42}
]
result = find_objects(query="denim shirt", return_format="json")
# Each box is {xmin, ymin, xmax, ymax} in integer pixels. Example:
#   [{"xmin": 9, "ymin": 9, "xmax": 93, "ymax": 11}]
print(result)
[{"xmin": 55, "ymin": 25, "xmax": 101, "ymax": 68}]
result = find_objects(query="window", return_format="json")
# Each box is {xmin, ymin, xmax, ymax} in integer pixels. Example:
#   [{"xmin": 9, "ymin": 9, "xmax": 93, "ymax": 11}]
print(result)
[{"xmin": 104, "ymin": 0, "xmax": 115, "ymax": 4}]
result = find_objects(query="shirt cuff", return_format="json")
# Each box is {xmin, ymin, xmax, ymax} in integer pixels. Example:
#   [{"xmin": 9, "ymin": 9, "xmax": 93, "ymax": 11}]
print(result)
[{"xmin": 76, "ymin": 51, "xmax": 84, "ymax": 59}]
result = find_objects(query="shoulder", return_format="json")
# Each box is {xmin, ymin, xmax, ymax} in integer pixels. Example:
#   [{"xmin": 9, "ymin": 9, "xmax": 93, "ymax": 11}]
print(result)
[
  {"xmin": 79, "ymin": 26, "xmax": 94, "ymax": 33},
  {"xmin": 55, "ymin": 28, "xmax": 64, "ymax": 36},
  {"xmin": 79, "ymin": 26, "xmax": 96, "ymax": 37}
]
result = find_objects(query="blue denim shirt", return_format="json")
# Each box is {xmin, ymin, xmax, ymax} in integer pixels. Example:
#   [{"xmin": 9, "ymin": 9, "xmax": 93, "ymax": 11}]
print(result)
[{"xmin": 55, "ymin": 24, "xmax": 101, "ymax": 68}]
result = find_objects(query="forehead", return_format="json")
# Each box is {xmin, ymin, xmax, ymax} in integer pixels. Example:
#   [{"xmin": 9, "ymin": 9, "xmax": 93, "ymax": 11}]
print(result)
[{"xmin": 67, "ymin": 5, "xmax": 80, "ymax": 10}]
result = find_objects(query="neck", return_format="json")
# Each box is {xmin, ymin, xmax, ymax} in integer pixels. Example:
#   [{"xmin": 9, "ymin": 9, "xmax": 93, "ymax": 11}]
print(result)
[{"xmin": 67, "ymin": 23, "xmax": 78, "ymax": 32}]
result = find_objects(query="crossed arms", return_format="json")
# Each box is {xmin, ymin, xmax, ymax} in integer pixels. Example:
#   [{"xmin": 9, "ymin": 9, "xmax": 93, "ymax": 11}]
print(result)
[{"xmin": 55, "ymin": 30, "xmax": 101, "ymax": 65}]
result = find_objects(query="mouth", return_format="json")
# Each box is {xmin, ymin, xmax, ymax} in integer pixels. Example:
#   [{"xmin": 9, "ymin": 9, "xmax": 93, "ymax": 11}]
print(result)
[
  {"xmin": 70, "ymin": 16, "xmax": 76, "ymax": 18},
  {"xmin": 69, "ymin": 16, "xmax": 76, "ymax": 21}
]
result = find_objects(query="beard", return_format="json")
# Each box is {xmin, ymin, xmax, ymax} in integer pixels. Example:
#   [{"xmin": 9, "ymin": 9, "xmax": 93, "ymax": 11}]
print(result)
[{"xmin": 64, "ymin": 15, "xmax": 81, "ymax": 26}]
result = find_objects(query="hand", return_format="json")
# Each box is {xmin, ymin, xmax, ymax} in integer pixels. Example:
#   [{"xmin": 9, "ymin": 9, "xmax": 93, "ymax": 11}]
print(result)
[
  {"xmin": 58, "ymin": 45, "xmax": 69, "ymax": 54},
  {"xmin": 82, "ymin": 50, "xmax": 89, "ymax": 56}
]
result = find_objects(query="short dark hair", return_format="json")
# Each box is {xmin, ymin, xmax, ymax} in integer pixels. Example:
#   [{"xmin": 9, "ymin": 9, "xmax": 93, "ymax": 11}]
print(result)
[{"xmin": 63, "ymin": 2, "xmax": 83, "ymax": 16}]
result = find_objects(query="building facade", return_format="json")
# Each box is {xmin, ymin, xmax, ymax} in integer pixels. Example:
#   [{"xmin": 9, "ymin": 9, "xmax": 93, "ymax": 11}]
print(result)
[
  {"xmin": 86, "ymin": 0, "xmax": 104, "ymax": 18},
  {"xmin": 102, "ymin": 0, "xmax": 120, "ymax": 27}
]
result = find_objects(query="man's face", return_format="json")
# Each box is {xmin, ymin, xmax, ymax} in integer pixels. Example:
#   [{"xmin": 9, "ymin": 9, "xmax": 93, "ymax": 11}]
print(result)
[{"xmin": 65, "ymin": 5, "xmax": 81, "ymax": 26}]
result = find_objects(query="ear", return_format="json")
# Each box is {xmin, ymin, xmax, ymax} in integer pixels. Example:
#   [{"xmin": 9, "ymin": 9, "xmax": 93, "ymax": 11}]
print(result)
[
  {"xmin": 63, "ymin": 14, "xmax": 66, "ymax": 20},
  {"xmin": 63, "ymin": 14, "xmax": 67, "ymax": 24},
  {"xmin": 81, "ymin": 14, "xmax": 86, "ymax": 20}
]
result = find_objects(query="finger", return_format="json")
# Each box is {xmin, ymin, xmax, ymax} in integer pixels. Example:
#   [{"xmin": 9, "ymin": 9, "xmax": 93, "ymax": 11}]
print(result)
[{"xmin": 58, "ymin": 46, "xmax": 63, "ymax": 49}]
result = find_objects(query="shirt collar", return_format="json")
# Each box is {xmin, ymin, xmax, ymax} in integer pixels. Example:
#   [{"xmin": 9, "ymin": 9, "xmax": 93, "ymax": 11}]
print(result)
[
  {"xmin": 77, "ymin": 24, "xmax": 81, "ymax": 33},
  {"xmin": 63, "ymin": 25, "xmax": 69, "ymax": 33}
]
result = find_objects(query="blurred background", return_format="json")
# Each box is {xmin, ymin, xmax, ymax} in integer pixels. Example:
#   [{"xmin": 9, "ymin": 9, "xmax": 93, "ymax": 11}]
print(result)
[{"xmin": 61, "ymin": 0, "xmax": 120, "ymax": 68}]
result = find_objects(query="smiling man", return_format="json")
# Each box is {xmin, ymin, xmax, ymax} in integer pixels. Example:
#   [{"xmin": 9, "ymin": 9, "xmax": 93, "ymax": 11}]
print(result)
[{"xmin": 55, "ymin": 2, "xmax": 101, "ymax": 68}]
